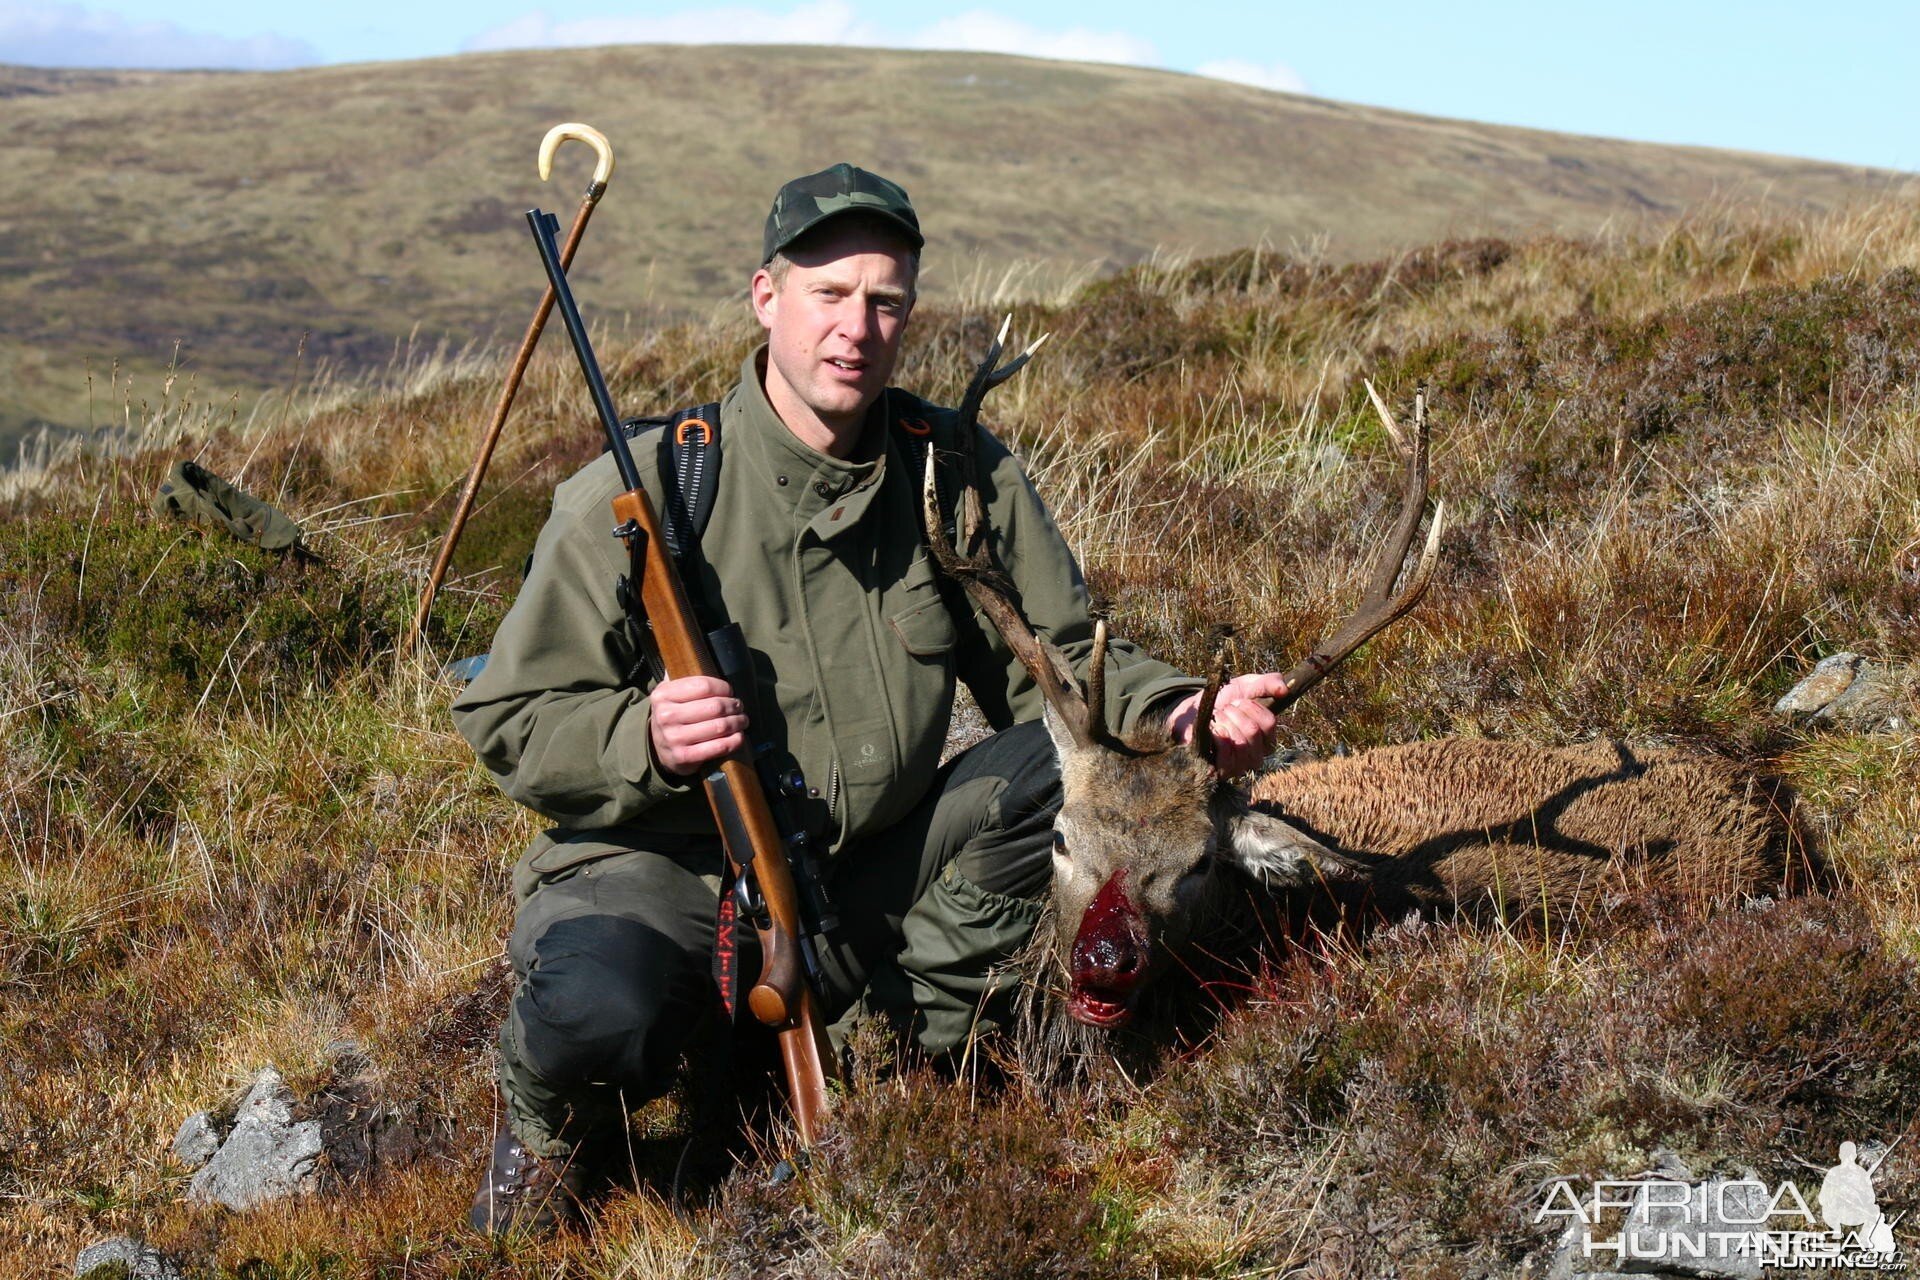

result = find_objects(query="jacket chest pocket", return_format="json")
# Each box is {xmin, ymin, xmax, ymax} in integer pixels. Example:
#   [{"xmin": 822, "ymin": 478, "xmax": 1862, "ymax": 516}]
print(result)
[{"xmin": 886, "ymin": 558, "xmax": 955, "ymax": 658}]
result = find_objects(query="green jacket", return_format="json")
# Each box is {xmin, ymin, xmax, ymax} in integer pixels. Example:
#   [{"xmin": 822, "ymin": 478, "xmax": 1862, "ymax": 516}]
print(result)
[{"xmin": 453, "ymin": 348, "xmax": 1198, "ymax": 879}]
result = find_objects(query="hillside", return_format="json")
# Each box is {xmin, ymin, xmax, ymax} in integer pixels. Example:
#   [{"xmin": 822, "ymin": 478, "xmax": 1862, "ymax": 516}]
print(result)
[
  {"xmin": 2, "ymin": 196, "xmax": 1918, "ymax": 1276},
  {"xmin": 0, "ymin": 44, "xmax": 1906, "ymax": 450}
]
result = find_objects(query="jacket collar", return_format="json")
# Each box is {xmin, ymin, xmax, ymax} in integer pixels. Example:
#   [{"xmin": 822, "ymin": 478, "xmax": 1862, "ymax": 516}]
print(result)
[
  {"xmin": 735, "ymin": 346, "xmax": 886, "ymax": 474},
  {"xmin": 729, "ymin": 346, "xmax": 890, "ymax": 535}
]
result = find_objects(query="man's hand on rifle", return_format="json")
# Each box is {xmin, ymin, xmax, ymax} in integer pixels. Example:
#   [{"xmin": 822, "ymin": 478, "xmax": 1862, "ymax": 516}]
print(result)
[{"xmin": 650, "ymin": 676, "xmax": 748, "ymax": 777}]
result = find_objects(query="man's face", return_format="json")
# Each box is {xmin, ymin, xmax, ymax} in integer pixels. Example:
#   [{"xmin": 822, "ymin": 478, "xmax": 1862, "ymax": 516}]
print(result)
[{"xmin": 751, "ymin": 218, "xmax": 916, "ymax": 443}]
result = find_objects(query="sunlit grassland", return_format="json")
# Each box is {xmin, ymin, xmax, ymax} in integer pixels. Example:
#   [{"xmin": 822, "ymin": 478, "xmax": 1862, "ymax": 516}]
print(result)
[
  {"xmin": 3, "ymin": 198, "xmax": 1919, "ymax": 1277},
  {"xmin": 2, "ymin": 45, "xmax": 1906, "ymax": 451}
]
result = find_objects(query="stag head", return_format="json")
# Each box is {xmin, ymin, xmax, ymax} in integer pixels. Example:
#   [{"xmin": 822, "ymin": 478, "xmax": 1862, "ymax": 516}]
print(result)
[
  {"xmin": 1033, "ymin": 635, "xmax": 1361, "ymax": 1026},
  {"xmin": 927, "ymin": 322, "xmax": 1441, "ymax": 1028},
  {"xmin": 1037, "ymin": 684, "xmax": 1309, "ymax": 1025}
]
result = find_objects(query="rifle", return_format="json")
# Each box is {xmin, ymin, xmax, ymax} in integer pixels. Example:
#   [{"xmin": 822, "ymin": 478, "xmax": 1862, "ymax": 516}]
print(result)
[{"xmin": 525, "ymin": 207, "xmax": 839, "ymax": 1146}]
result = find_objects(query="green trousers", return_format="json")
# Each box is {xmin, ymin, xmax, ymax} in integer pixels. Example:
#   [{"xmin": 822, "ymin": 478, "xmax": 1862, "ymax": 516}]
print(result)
[{"xmin": 498, "ymin": 721, "xmax": 1059, "ymax": 1155}]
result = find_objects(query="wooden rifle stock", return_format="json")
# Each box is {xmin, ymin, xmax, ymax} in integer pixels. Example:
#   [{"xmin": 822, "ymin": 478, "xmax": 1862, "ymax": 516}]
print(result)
[{"xmin": 527, "ymin": 208, "xmax": 837, "ymax": 1146}]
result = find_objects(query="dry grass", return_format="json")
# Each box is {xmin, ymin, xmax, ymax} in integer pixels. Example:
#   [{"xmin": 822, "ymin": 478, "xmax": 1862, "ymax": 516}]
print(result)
[{"xmin": 5, "ymin": 198, "xmax": 1920, "ymax": 1277}]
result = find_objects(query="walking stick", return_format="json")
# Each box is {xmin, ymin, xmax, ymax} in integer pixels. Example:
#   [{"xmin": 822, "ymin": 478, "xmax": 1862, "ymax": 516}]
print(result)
[{"xmin": 405, "ymin": 122, "xmax": 615, "ymax": 655}]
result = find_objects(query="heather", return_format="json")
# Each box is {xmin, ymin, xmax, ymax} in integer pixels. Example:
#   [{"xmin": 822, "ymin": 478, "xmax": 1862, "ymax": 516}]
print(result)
[{"xmin": 4, "ymin": 199, "xmax": 1919, "ymax": 1276}]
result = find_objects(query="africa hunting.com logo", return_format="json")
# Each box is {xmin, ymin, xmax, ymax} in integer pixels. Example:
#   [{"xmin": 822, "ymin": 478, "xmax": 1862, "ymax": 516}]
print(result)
[{"xmin": 1537, "ymin": 1141, "xmax": 1905, "ymax": 1271}]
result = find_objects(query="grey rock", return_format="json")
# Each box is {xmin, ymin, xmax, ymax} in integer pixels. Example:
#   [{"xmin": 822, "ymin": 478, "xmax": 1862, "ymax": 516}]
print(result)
[
  {"xmin": 1546, "ymin": 1219, "xmax": 1581, "ymax": 1279},
  {"xmin": 1820, "ymin": 661, "xmax": 1914, "ymax": 733},
  {"xmin": 1774, "ymin": 652, "xmax": 1915, "ymax": 732},
  {"xmin": 1547, "ymin": 1219, "xmax": 1665, "ymax": 1280},
  {"xmin": 1774, "ymin": 652, "xmax": 1862, "ymax": 717},
  {"xmin": 234, "ymin": 1067, "xmax": 296, "ymax": 1127},
  {"xmin": 74, "ymin": 1236, "xmax": 182, "ymax": 1279},
  {"xmin": 185, "ymin": 1067, "xmax": 323, "ymax": 1210},
  {"xmin": 170, "ymin": 1110, "xmax": 222, "ymax": 1170},
  {"xmin": 1627, "ymin": 1178, "xmax": 1769, "ymax": 1277}
]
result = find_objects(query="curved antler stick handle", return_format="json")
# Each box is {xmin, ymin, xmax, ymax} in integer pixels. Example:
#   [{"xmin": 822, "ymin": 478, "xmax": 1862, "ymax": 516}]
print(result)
[{"xmin": 538, "ymin": 122, "xmax": 615, "ymax": 190}]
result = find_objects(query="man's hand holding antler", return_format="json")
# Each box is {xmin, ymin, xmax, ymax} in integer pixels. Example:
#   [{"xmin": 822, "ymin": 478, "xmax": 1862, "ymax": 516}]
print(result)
[{"xmin": 1165, "ymin": 672, "xmax": 1292, "ymax": 777}]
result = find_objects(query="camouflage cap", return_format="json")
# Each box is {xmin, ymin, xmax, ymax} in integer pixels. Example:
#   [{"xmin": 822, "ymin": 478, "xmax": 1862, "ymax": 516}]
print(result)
[{"xmin": 762, "ymin": 163, "xmax": 923, "ymax": 264}]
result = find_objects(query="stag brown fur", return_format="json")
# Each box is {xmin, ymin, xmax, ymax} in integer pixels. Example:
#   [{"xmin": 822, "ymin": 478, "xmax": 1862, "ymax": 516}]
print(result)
[
  {"xmin": 1240, "ymin": 737, "xmax": 1791, "ymax": 911},
  {"xmin": 1032, "ymin": 715, "xmax": 1801, "ymax": 1037}
]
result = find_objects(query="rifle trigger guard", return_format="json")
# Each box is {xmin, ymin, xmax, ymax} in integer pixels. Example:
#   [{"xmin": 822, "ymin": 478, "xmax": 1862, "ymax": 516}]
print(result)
[{"xmin": 734, "ymin": 870, "xmax": 770, "ymax": 930}]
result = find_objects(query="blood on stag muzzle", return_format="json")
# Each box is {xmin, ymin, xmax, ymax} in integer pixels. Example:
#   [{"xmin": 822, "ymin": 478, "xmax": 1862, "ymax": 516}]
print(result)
[{"xmin": 1068, "ymin": 871, "xmax": 1149, "ymax": 1026}]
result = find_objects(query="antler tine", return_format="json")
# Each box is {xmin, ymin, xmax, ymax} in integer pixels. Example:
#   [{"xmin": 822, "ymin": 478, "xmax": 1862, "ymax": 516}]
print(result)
[
  {"xmin": 1191, "ymin": 647, "xmax": 1230, "ymax": 767},
  {"xmin": 986, "ymin": 328, "xmax": 1050, "ymax": 391},
  {"xmin": 949, "ymin": 316, "xmax": 1051, "ymax": 557},
  {"xmin": 1085, "ymin": 618, "xmax": 1109, "ymax": 745},
  {"xmin": 956, "ymin": 315, "xmax": 1010, "ymax": 428},
  {"xmin": 958, "ymin": 316, "xmax": 1052, "ymax": 423},
  {"xmin": 1363, "ymin": 377, "xmax": 1407, "ymax": 452},
  {"xmin": 1269, "ymin": 384, "xmax": 1444, "ymax": 715},
  {"xmin": 1360, "ymin": 384, "xmax": 1430, "ymax": 605}
]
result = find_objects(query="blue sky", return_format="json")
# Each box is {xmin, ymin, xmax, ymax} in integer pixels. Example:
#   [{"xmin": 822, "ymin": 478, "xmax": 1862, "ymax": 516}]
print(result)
[{"xmin": 4, "ymin": 0, "xmax": 1914, "ymax": 172}]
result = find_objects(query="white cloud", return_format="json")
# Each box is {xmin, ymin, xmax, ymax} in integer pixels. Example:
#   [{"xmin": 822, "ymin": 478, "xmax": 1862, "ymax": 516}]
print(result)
[
  {"xmin": 0, "ymin": 0, "xmax": 316, "ymax": 70},
  {"xmin": 905, "ymin": 11, "xmax": 1157, "ymax": 67},
  {"xmin": 465, "ymin": 0, "xmax": 881, "ymax": 52},
  {"xmin": 1195, "ymin": 58, "xmax": 1308, "ymax": 95},
  {"xmin": 467, "ymin": 2, "xmax": 1157, "ymax": 69}
]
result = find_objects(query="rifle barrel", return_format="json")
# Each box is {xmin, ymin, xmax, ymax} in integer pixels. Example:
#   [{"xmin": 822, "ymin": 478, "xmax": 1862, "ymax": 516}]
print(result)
[{"xmin": 527, "ymin": 207, "xmax": 641, "ymax": 494}]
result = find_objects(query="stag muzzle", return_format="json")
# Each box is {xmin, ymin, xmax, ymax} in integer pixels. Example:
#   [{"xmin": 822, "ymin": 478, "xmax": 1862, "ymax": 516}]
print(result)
[{"xmin": 1067, "ymin": 871, "xmax": 1151, "ymax": 1027}]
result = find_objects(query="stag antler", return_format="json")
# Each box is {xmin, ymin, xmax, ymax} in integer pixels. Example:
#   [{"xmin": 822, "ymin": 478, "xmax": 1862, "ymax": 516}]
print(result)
[
  {"xmin": 1192, "ymin": 381, "xmax": 1445, "ymax": 763},
  {"xmin": 1278, "ymin": 380, "xmax": 1445, "ymax": 707},
  {"xmin": 945, "ymin": 316, "xmax": 1048, "ymax": 557},
  {"xmin": 920, "ymin": 316, "xmax": 1127, "ymax": 748}
]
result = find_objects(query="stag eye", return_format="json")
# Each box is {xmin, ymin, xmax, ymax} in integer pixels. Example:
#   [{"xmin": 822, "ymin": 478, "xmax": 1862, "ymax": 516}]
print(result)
[{"xmin": 1051, "ymin": 830, "xmax": 1069, "ymax": 861}]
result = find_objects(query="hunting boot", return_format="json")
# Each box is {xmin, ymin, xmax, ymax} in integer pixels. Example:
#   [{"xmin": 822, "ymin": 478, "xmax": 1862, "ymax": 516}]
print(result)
[{"xmin": 469, "ymin": 1123, "xmax": 586, "ymax": 1237}]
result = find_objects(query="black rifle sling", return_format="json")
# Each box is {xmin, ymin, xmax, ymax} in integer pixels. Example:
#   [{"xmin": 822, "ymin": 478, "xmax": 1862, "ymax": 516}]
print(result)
[
  {"xmin": 606, "ymin": 401, "xmax": 723, "ymax": 574},
  {"xmin": 658, "ymin": 402, "xmax": 722, "ymax": 566},
  {"xmin": 606, "ymin": 402, "xmax": 722, "ymax": 687}
]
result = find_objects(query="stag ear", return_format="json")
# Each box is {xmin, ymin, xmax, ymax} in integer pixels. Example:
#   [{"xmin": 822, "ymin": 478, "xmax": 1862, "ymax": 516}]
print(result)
[
  {"xmin": 1221, "ymin": 806, "xmax": 1340, "ymax": 886},
  {"xmin": 1039, "ymin": 696, "xmax": 1078, "ymax": 764}
]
